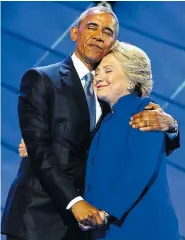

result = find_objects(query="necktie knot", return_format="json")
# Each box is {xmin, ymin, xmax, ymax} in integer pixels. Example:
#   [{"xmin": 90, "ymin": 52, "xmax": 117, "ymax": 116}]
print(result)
[
  {"xmin": 82, "ymin": 72, "xmax": 94, "ymax": 83},
  {"xmin": 82, "ymin": 72, "xmax": 94, "ymax": 96}
]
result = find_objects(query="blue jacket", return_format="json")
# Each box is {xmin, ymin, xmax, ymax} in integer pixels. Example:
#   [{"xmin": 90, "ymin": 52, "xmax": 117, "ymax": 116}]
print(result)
[{"xmin": 85, "ymin": 93, "xmax": 179, "ymax": 240}]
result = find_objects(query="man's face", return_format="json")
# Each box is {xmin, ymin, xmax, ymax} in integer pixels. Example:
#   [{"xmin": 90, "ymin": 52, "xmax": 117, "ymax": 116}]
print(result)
[{"xmin": 70, "ymin": 11, "xmax": 117, "ymax": 68}]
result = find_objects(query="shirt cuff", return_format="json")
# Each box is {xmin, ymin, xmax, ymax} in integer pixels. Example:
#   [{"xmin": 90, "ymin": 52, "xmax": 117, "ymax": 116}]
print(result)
[
  {"xmin": 166, "ymin": 132, "xmax": 178, "ymax": 140},
  {"xmin": 66, "ymin": 196, "xmax": 84, "ymax": 210}
]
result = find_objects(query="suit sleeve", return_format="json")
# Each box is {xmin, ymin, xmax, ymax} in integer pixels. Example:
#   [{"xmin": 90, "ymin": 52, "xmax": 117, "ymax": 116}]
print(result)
[
  {"xmin": 98, "ymin": 108, "xmax": 166, "ymax": 220},
  {"xmin": 133, "ymin": 98, "xmax": 180, "ymax": 156},
  {"xmin": 165, "ymin": 131, "xmax": 180, "ymax": 156},
  {"xmin": 18, "ymin": 69, "xmax": 80, "ymax": 208}
]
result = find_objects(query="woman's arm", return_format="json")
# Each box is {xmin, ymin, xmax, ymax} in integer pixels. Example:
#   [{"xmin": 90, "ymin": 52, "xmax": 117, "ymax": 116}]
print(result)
[{"xmin": 99, "ymin": 129, "xmax": 165, "ymax": 221}]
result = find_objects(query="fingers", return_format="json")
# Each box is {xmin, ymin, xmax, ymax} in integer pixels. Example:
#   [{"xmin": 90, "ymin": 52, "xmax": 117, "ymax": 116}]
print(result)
[
  {"xmin": 130, "ymin": 110, "xmax": 159, "ymax": 129},
  {"xmin": 99, "ymin": 211, "xmax": 105, "ymax": 221},
  {"xmin": 19, "ymin": 141, "xmax": 28, "ymax": 158},
  {"xmin": 139, "ymin": 126, "xmax": 154, "ymax": 131},
  {"xmin": 71, "ymin": 201, "xmax": 103, "ymax": 227},
  {"xmin": 129, "ymin": 109, "xmax": 160, "ymax": 131},
  {"xmin": 131, "ymin": 110, "xmax": 157, "ymax": 122},
  {"xmin": 144, "ymin": 102, "xmax": 160, "ymax": 110},
  {"xmin": 19, "ymin": 151, "xmax": 28, "ymax": 158},
  {"xmin": 79, "ymin": 223, "xmax": 93, "ymax": 231},
  {"xmin": 130, "ymin": 120, "xmax": 160, "ymax": 129},
  {"xmin": 94, "ymin": 211, "xmax": 103, "ymax": 225},
  {"xmin": 79, "ymin": 210, "xmax": 103, "ymax": 227},
  {"xmin": 79, "ymin": 214, "xmax": 92, "ymax": 226}
]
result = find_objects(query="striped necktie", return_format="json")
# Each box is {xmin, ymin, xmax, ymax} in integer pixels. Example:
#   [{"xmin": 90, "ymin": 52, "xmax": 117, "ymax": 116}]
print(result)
[{"xmin": 82, "ymin": 72, "xmax": 96, "ymax": 131}]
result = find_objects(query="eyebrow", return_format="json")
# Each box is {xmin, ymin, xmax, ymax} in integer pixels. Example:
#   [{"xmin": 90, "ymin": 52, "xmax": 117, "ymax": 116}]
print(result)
[
  {"xmin": 86, "ymin": 22, "xmax": 114, "ymax": 35},
  {"xmin": 95, "ymin": 65, "xmax": 113, "ymax": 72},
  {"xmin": 103, "ymin": 65, "xmax": 113, "ymax": 68}
]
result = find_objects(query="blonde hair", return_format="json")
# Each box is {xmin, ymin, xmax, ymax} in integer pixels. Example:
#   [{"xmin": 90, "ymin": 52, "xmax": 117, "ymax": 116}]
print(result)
[
  {"xmin": 110, "ymin": 41, "xmax": 153, "ymax": 96},
  {"xmin": 76, "ymin": 6, "xmax": 119, "ymax": 37}
]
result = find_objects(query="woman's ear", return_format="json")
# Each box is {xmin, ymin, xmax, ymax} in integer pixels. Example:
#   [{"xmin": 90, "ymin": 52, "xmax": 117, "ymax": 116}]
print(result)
[
  {"xmin": 70, "ymin": 26, "xmax": 78, "ymax": 42},
  {"xmin": 127, "ymin": 81, "xmax": 135, "ymax": 92}
]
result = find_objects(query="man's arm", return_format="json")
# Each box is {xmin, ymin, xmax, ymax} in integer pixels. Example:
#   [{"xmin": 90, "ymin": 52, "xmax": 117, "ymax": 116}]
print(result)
[
  {"xmin": 18, "ymin": 69, "xmax": 103, "ymax": 225},
  {"xmin": 18, "ymin": 69, "xmax": 80, "ymax": 207},
  {"xmin": 129, "ymin": 102, "xmax": 180, "ymax": 156}
]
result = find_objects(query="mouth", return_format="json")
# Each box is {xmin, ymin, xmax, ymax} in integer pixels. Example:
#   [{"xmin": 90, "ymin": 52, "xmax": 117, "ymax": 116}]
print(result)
[
  {"xmin": 88, "ymin": 44, "xmax": 103, "ymax": 50},
  {"xmin": 96, "ymin": 85, "xmax": 109, "ymax": 89}
]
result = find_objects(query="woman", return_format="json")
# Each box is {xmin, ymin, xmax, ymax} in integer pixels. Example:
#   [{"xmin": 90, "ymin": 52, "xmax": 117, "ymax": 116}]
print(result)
[{"xmin": 83, "ymin": 41, "xmax": 180, "ymax": 240}]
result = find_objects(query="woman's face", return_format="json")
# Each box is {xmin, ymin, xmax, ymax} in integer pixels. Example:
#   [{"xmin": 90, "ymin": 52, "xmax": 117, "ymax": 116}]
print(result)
[{"xmin": 94, "ymin": 53, "xmax": 130, "ymax": 106}]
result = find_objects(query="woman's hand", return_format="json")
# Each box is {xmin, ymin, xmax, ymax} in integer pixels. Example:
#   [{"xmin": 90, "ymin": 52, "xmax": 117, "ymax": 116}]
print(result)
[
  {"xmin": 78, "ymin": 210, "xmax": 108, "ymax": 231},
  {"xmin": 19, "ymin": 138, "xmax": 28, "ymax": 157}
]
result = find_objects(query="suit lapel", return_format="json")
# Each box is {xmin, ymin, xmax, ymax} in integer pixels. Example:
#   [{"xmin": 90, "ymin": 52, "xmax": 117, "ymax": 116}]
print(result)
[
  {"xmin": 91, "ymin": 100, "xmax": 111, "ymax": 138},
  {"xmin": 59, "ymin": 56, "xmax": 90, "ymax": 127}
]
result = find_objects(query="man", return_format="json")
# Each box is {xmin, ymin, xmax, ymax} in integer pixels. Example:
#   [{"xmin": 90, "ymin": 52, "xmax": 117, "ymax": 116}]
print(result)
[{"xmin": 2, "ymin": 6, "xmax": 179, "ymax": 240}]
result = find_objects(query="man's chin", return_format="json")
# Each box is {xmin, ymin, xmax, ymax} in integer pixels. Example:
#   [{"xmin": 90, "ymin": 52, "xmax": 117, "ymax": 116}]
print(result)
[{"xmin": 85, "ymin": 55, "xmax": 104, "ymax": 64}]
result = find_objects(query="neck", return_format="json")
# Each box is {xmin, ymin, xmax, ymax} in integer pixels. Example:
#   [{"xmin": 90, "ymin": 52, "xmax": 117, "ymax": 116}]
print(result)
[
  {"xmin": 108, "ymin": 92, "xmax": 131, "ymax": 109},
  {"xmin": 75, "ymin": 52, "xmax": 98, "ymax": 71}
]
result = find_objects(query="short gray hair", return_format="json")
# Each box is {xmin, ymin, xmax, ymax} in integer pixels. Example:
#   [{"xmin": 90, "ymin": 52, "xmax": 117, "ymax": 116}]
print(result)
[
  {"xmin": 76, "ymin": 6, "xmax": 119, "ymax": 37},
  {"xmin": 110, "ymin": 41, "xmax": 153, "ymax": 96}
]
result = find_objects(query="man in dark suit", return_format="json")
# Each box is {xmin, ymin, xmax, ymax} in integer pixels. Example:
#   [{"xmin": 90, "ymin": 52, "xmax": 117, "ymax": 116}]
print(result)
[{"xmin": 1, "ymin": 6, "xmax": 179, "ymax": 240}]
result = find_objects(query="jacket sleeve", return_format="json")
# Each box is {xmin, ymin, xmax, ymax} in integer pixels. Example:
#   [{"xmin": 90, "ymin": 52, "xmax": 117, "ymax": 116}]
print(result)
[
  {"xmin": 132, "ymin": 98, "xmax": 180, "ymax": 156},
  {"xmin": 18, "ymin": 69, "xmax": 80, "ymax": 208},
  {"xmin": 165, "ymin": 131, "xmax": 180, "ymax": 156}
]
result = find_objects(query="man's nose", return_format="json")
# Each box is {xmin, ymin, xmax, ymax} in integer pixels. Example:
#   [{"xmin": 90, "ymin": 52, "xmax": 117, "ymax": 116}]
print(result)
[{"xmin": 93, "ymin": 31, "xmax": 104, "ymax": 42}]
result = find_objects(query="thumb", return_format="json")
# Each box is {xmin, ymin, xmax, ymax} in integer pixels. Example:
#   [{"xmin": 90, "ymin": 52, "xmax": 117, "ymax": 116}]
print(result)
[{"xmin": 145, "ymin": 102, "xmax": 159, "ymax": 110}]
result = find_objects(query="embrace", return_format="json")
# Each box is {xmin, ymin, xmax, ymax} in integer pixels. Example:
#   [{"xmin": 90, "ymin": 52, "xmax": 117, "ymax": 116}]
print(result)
[{"xmin": 2, "ymin": 6, "xmax": 180, "ymax": 240}]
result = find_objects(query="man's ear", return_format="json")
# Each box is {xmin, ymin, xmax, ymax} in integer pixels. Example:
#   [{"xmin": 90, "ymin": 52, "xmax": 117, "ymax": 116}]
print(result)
[{"xmin": 70, "ymin": 26, "xmax": 78, "ymax": 42}]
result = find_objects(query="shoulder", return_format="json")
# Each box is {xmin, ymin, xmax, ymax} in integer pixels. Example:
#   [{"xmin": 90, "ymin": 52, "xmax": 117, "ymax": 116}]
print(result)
[
  {"xmin": 35, "ymin": 62, "xmax": 62, "ymax": 78},
  {"xmin": 137, "ymin": 96, "xmax": 155, "ymax": 112},
  {"xmin": 21, "ymin": 62, "xmax": 62, "ymax": 87}
]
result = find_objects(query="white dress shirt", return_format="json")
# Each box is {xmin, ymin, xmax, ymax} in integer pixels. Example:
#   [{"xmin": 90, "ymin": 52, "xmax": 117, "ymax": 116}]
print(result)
[{"xmin": 66, "ymin": 53, "xmax": 102, "ymax": 210}]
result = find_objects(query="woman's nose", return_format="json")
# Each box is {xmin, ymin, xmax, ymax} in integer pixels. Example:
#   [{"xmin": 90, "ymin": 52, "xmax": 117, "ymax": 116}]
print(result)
[{"xmin": 95, "ymin": 79, "xmax": 103, "ymax": 85}]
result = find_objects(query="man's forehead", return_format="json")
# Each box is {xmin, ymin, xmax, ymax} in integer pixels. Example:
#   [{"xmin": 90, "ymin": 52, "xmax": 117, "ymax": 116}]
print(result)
[{"xmin": 83, "ymin": 11, "xmax": 116, "ymax": 25}]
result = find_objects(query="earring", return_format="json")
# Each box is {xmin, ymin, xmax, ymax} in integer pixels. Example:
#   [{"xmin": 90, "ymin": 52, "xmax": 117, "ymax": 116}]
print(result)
[{"xmin": 127, "ymin": 82, "xmax": 135, "ymax": 92}]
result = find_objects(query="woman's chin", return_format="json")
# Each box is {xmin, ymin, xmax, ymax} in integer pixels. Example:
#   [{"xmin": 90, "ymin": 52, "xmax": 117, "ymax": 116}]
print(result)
[{"xmin": 97, "ymin": 94, "xmax": 109, "ymax": 103}]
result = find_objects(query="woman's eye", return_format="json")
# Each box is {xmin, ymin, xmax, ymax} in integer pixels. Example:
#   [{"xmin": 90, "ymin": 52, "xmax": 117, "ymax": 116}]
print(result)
[
  {"xmin": 105, "ymin": 70, "xmax": 112, "ymax": 73},
  {"xmin": 104, "ymin": 31, "xmax": 112, "ymax": 36}
]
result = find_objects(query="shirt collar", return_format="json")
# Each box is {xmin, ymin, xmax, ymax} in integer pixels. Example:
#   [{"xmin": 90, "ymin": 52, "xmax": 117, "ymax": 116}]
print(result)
[{"xmin": 71, "ymin": 53, "xmax": 95, "ymax": 79}]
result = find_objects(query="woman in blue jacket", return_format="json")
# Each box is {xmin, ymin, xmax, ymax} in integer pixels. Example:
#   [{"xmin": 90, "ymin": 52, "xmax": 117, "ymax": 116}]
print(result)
[{"xmin": 84, "ymin": 41, "xmax": 180, "ymax": 240}]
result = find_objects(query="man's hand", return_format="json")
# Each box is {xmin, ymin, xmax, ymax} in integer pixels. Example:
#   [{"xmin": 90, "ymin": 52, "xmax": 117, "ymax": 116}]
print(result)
[
  {"xmin": 78, "ymin": 210, "xmax": 106, "ymax": 231},
  {"xmin": 19, "ymin": 138, "xmax": 28, "ymax": 157},
  {"xmin": 129, "ymin": 102, "xmax": 174, "ymax": 132},
  {"xmin": 71, "ymin": 200, "xmax": 103, "ymax": 226}
]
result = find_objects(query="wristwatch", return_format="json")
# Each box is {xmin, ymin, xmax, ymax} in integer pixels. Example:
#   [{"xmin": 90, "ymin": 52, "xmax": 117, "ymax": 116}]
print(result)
[{"xmin": 167, "ymin": 118, "xmax": 178, "ymax": 133}]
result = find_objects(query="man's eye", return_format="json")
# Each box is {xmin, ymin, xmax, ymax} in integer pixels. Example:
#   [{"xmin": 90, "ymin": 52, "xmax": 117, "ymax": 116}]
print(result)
[
  {"xmin": 105, "ymin": 70, "xmax": 112, "ymax": 73},
  {"xmin": 104, "ymin": 31, "xmax": 113, "ymax": 36},
  {"xmin": 88, "ymin": 26, "xmax": 96, "ymax": 30}
]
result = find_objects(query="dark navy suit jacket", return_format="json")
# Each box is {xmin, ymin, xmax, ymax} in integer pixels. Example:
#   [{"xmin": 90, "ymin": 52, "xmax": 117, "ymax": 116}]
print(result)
[
  {"xmin": 1, "ymin": 56, "xmax": 109, "ymax": 240},
  {"xmin": 85, "ymin": 94, "xmax": 180, "ymax": 240}
]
